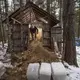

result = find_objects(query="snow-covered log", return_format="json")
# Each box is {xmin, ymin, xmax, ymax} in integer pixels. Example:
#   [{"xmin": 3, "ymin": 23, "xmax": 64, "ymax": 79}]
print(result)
[
  {"xmin": 51, "ymin": 62, "xmax": 67, "ymax": 80},
  {"xmin": 27, "ymin": 63, "xmax": 40, "ymax": 80},
  {"xmin": 39, "ymin": 63, "xmax": 51, "ymax": 80}
]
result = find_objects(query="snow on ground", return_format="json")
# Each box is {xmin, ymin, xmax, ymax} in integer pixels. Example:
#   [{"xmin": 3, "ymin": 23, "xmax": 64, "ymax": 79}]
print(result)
[
  {"xmin": 64, "ymin": 46, "xmax": 80, "ymax": 80},
  {"xmin": 76, "ymin": 46, "xmax": 80, "ymax": 55},
  {"xmin": 64, "ymin": 62, "xmax": 80, "ymax": 80},
  {"xmin": 63, "ymin": 46, "xmax": 80, "ymax": 80},
  {"xmin": 0, "ymin": 42, "xmax": 12, "ymax": 78},
  {"xmin": 0, "ymin": 42, "xmax": 80, "ymax": 80},
  {"xmin": 76, "ymin": 46, "xmax": 80, "ymax": 67},
  {"xmin": 0, "ymin": 42, "xmax": 12, "ymax": 67}
]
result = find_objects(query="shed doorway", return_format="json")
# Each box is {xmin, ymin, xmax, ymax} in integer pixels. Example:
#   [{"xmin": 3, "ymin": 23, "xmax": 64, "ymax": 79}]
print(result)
[{"xmin": 29, "ymin": 23, "xmax": 43, "ymax": 42}]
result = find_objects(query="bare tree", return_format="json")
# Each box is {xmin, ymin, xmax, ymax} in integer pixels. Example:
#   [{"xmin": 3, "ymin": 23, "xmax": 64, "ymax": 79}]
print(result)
[
  {"xmin": 0, "ymin": 1, "xmax": 4, "ymax": 47},
  {"xmin": 47, "ymin": 0, "xmax": 50, "ymax": 13},
  {"xmin": 58, "ymin": 0, "xmax": 63, "ymax": 26},
  {"xmin": 78, "ymin": 0, "xmax": 80, "ymax": 38}
]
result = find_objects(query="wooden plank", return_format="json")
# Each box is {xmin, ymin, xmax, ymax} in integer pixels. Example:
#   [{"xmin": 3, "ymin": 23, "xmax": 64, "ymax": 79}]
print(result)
[
  {"xmin": 13, "ymin": 24, "xmax": 21, "ymax": 31},
  {"xmin": 10, "ymin": 23, "xmax": 29, "ymax": 52},
  {"xmin": 11, "ymin": 3, "xmax": 31, "ymax": 18},
  {"xmin": 13, "ymin": 39, "xmax": 21, "ymax": 45},
  {"xmin": 13, "ymin": 47, "xmax": 22, "ymax": 52},
  {"xmin": 42, "ymin": 23, "xmax": 51, "ymax": 48},
  {"xmin": 43, "ymin": 39, "xmax": 50, "ymax": 45},
  {"xmin": 43, "ymin": 44, "xmax": 50, "ymax": 47},
  {"xmin": 43, "ymin": 37, "xmax": 50, "ymax": 39},
  {"xmin": 43, "ymin": 32, "xmax": 50, "ymax": 38},
  {"xmin": 11, "ymin": 17, "xmax": 22, "ymax": 24},
  {"xmin": 43, "ymin": 30, "xmax": 50, "ymax": 32},
  {"xmin": 51, "ymin": 32, "xmax": 62, "ymax": 34}
]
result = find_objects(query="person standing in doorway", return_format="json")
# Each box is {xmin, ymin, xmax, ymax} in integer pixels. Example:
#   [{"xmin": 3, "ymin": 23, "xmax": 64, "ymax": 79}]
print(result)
[{"xmin": 30, "ymin": 26, "xmax": 38, "ymax": 40}]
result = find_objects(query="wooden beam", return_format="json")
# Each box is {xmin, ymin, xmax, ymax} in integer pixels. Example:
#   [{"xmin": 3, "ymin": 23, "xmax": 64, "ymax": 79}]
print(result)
[
  {"xmin": 11, "ymin": 3, "xmax": 31, "ymax": 18},
  {"xmin": 11, "ymin": 17, "xmax": 22, "ymax": 24},
  {"xmin": 14, "ymin": 8, "xmax": 31, "ymax": 20}
]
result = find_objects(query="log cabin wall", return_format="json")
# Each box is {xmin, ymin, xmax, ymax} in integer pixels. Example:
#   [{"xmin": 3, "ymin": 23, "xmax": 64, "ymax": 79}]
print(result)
[
  {"xmin": 42, "ymin": 23, "xmax": 51, "ymax": 48},
  {"xmin": 51, "ymin": 27, "xmax": 62, "ymax": 41},
  {"xmin": 51, "ymin": 27, "xmax": 62, "ymax": 51},
  {"xmin": 8, "ymin": 24, "xmax": 29, "ymax": 52},
  {"xmin": 8, "ymin": 24, "xmax": 13, "ymax": 52}
]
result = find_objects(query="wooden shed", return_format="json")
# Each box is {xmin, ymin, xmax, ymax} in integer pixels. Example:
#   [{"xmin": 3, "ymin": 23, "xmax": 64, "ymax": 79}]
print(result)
[{"xmin": 3, "ymin": 1, "xmax": 59, "ymax": 52}]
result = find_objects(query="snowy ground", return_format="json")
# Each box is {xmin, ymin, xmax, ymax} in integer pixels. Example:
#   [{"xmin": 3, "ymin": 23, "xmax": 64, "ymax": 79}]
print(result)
[
  {"xmin": 64, "ymin": 62, "xmax": 80, "ymax": 80},
  {"xmin": 0, "ymin": 42, "xmax": 12, "ymax": 78},
  {"xmin": 76, "ymin": 46, "xmax": 80, "ymax": 67},
  {"xmin": 64, "ymin": 46, "xmax": 80, "ymax": 80},
  {"xmin": 0, "ymin": 42, "xmax": 12, "ymax": 67},
  {"xmin": 0, "ymin": 42, "xmax": 80, "ymax": 80}
]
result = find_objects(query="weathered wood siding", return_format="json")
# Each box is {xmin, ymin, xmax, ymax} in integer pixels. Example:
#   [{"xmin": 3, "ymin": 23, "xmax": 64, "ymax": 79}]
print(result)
[
  {"xmin": 42, "ymin": 24, "xmax": 51, "ymax": 47},
  {"xmin": 51, "ymin": 27, "xmax": 62, "ymax": 42},
  {"xmin": 51, "ymin": 27, "xmax": 62, "ymax": 51},
  {"xmin": 8, "ymin": 24, "xmax": 29, "ymax": 52}
]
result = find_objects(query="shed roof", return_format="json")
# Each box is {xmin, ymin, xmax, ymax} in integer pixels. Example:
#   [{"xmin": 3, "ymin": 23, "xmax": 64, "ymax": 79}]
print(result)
[{"xmin": 3, "ymin": 1, "xmax": 59, "ymax": 26}]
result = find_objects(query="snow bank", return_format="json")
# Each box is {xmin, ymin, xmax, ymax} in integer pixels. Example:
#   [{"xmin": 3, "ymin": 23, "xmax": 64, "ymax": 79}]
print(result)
[
  {"xmin": 0, "ymin": 42, "xmax": 12, "ymax": 78},
  {"xmin": 27, "ymin": 63, "xmax": 40, "ymax": 80},
  {"xmin": 64, "ymin": 62, "xmax": 80, "ymax": 80},
  {"xmin": 76, "ymin": 46, "xmax": 80, "ymax": 55},
  {"xmin": 51, "ymin": 62, "xmax": 67, "ymax": 80},
  {"xmin": 76, "ymin": 46, "xmax": 80, "ymax": 67},
  {"xmin": 0, "ymin": 61, "xmax": 6, "ymax": 78},
  {"xmin": 39, "ymin": 63, "xmax": 51, "ymax": 80},
  {"xmin": 27, "ymin": 62, "xmax": 80, "ymax": 80}
]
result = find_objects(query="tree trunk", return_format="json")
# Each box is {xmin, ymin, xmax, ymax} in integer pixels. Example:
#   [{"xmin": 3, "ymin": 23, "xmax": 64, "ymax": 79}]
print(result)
[
  {"xmin": 63, "ymin": 0, "xmax": 78, "ymax": 66},
  {"xmin": 58, "ymin": 0, "xmax": 63, "ymax": 26},
  {"xmin": 78, "ymin": 1, "xmax": 80, "ymax": 38},
  {"xmin": 0, "ymin": 1, "xmax": 4, "ymax": 47},
  {"xmin": 47, "ymin": 0, "xmax": 50, "ymax": 13}
]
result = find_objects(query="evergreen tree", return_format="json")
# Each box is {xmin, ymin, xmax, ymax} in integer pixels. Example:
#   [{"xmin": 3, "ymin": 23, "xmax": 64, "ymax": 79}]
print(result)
[{"xmin": 63, "ymin": 0, "xmax": 78, "ymax": 66}]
